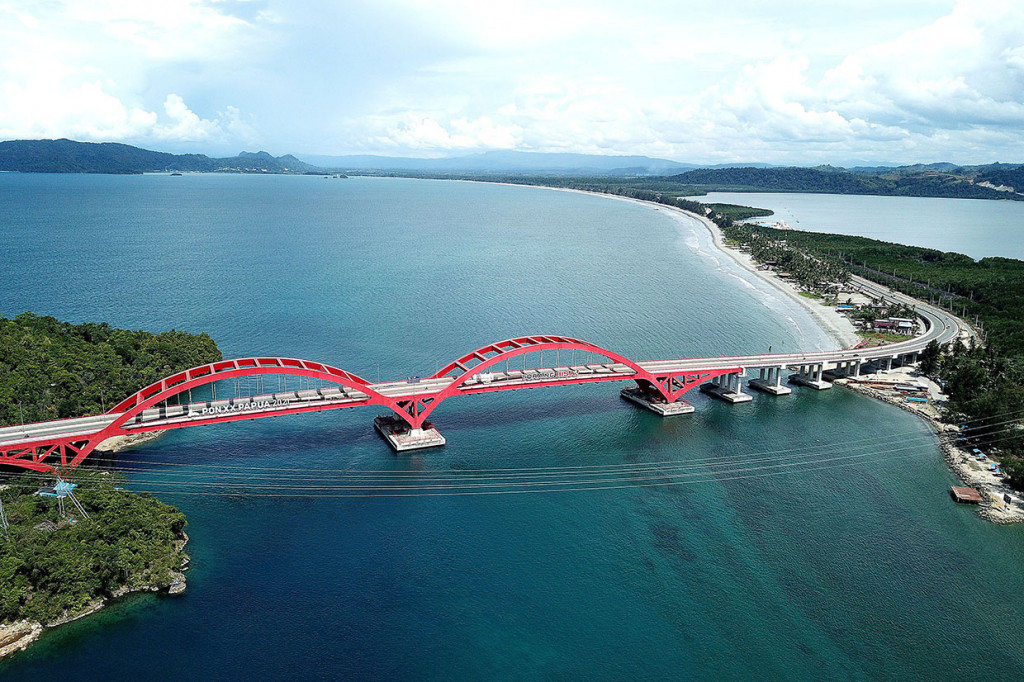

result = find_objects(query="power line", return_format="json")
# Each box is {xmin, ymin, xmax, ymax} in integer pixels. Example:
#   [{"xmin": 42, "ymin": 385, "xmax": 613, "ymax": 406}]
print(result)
[{"xmin": 11, "ymin": 424, "xmax": 1017, "ymax": 500}]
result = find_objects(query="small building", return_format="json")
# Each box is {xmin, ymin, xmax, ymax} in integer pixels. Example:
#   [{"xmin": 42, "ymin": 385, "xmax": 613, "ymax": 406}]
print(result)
[{"xmin": 950, "ymin": 486, "xmax": 983, "ymax": 504}]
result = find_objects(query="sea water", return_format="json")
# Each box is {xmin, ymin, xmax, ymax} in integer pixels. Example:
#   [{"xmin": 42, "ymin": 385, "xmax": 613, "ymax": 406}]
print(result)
[
  {"xmin": 693, "ymin": 191, "xmax": 1024, "ymax": 260},
  {"xmin": 2, "ymin": 174, "xmax": 1023, "ymax": 679}
]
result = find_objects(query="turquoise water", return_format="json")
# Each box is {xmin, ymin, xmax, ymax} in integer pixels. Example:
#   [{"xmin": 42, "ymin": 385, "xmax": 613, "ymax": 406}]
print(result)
[
  {"xmin": 693, "ymin": 191, "xmax": 1024, "ymax": 260},
  {"xmin": 2, "ymin": 175, "xmax": 1024, "ymax": 679}
]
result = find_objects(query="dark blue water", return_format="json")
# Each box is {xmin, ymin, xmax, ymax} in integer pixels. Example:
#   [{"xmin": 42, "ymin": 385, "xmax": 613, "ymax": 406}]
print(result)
[{"xmin": 2, "ymin": 174, "xmax": 1023, "ymax": 679}]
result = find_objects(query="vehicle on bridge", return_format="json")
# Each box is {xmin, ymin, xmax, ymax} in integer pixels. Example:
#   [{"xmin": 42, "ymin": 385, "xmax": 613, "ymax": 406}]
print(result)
[{"xmin": 0, "ymin": 286, "xmax": 966, "ymax": 472}]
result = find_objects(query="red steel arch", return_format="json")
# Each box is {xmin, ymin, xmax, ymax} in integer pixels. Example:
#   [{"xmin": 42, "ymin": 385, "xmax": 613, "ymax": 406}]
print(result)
[
  {"xmin": 63, "ymin": 356, "xmax": 399, "ymax": 469},
  {"xmin": 395, "ymin": 335, "xmax": 736, "ymax": 429},
  {"xmin": 1, "ymin": 339, "xmax": 741, "ymax": 471}
]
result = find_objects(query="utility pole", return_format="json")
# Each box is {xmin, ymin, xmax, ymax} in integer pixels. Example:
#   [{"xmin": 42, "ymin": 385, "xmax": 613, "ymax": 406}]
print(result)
[{"xmin": 0, "ymin": 498, "xmax": 9, "ymax": 541}]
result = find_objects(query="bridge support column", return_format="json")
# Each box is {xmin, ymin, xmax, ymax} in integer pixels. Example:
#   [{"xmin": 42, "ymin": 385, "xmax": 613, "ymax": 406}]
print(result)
[
  {"xmin": 789, "ymin": 362, "xmax": 832, "ymax": 390},
  {"xmin": 701, "ymin": 370, "xmax": 753, "ymax": 404},
  {"xmin": 749, "ymin": 365, "xmax": 792, "ymax": 396},
  {"xmin": 826, "ymin": 361, "xmax": 845, "ymax": 379},
  {"xmin": 824, "ymin": 359, "xmax": 862, "ymax": 382}
]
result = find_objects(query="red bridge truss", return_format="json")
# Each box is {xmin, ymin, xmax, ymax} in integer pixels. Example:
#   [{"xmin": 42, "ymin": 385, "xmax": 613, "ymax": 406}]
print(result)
[{"xmin": 0, "ymin": 336, "xmax": 740, "ymax": 472}]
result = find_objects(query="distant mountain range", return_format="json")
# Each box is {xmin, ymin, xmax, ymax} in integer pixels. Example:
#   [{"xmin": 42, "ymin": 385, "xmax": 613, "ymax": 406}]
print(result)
[
  {"xmin": 666, "ymin": 164, "xmax": 1024, "ymax": 200},
  {"xmin": 1, "ymin": 139, "xmax": 1021, "ymax": 201},
  {"xmin": 298, "ymin": 150, "xmax": 768, "ymax": 175},
  {"xmin": 0, "ymin": 139, "xmax": 319, "ymax": 174}
]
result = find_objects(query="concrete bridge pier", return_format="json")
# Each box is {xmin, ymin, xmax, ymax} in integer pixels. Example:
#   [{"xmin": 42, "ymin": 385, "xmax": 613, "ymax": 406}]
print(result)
[
  {"xmin": 825, "ymin": 359, "xmax": 862, "ymax": 380},
  {"xmin": 748, "ymin": 366, "xmax": 792, "ymax": 395},
  {"xmin": 891, "ymin": 351, "xmax": 919, "ymax": 369},
  {"xmin": 620, "ymin": 387, "xmax": 695, "ymax": 416},
  {"xmin": 374, "ymin": 415, "xmax": 447, "ymax": 452},
  {"xmin": 789, "ymin": 363, "xmax": 832, "ymax": 390},
  {"xmin": 700, "ymin": 370, "xmax": 754, "ymax": 403}
]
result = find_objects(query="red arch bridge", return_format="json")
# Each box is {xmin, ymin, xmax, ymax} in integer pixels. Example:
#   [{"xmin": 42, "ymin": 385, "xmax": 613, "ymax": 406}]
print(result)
[{"xmin": 1, "ymin": 297, "xmax": 957, "ymax": 473}]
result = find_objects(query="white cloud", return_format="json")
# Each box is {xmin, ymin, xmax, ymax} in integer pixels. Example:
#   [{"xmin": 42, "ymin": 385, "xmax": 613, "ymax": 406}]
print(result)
[
  {"xmin": 366, "ymin": 114, "xmax": 522, "ymax": 152},
  {"xmin": 61, "ymin": 0, "xmax": 251, "ymax": 61},
  {"xmin": 1, "ymin": 0, "xmax": 1023, "ymax": 163},
  {"xmin": 0, "ymin": 0, "xmax": 260, "ymax": 148},
  {"xmin": 152, "ymin": 94, "xmax": 221, "ymax": 141},
  {"xmin": 818, "ymin": 1, "xmax": 1024, "ymax": 129}
]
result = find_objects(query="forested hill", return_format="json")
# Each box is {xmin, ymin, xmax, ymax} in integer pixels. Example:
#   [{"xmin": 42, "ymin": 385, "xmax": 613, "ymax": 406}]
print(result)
[
  {"xmin": 0, "ymin": 139, "xmax": 320, "ymax": 174},
  {"xmin": 669, "ymin": 165, "xmax": 1024, "ymax": 200},
  {"xmin": 0, "ymin": 313, "xmax": 222, "ymax": 426}
]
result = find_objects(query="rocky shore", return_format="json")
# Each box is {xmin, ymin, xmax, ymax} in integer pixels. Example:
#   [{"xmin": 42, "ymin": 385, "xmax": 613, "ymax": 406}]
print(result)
[
  {"xmin": 96, "ymin": 430, "xmax": 164, "ymax": 453},
  {"xmin": 838, "ymin": 378, "xmax": 1024, "ymax": 523},
  {"xmin": 0, "ymin": 532, "xmax": 189, "ymax": 661},
  {"xmin": 0, "ymin": 621, "xmax": 43, "ymax": 660}
]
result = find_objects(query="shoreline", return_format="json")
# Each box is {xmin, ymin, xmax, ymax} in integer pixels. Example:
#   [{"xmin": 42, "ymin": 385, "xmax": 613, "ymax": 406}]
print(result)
[
  {"xmin": 657, "ymin": 202, "xmax": 860, "ymax": 350},
  {"xmin": 497, "ymin": 181, "xmax": 1017, "ymax": 523},
  {"xmin": 663, "ymin": 195, "xmax": 1023, "ymax": 523},
  {"xmin": 659, "ymin": 195, "xmax": 1023, "ymax": 522},
  {"xmin": 0, "ymin": 528, "xmax": 189, "ymax": 661},
  {"xmin": 524, "ymin": 182, "xmax": 860, "ymax": 350},
  {"xmin": 836, "ymin": 378, "xmax": 1024, "ymax": 523},
  {"xmin": 96, "ymin": 429, "xmax": 164, "ymax": 453}
]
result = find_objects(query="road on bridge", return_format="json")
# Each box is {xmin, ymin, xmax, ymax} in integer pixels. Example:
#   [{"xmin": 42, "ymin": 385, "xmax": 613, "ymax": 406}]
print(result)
[{"xmin": 0, "ymin": 274, "xmax": 967, "ymax": 471}]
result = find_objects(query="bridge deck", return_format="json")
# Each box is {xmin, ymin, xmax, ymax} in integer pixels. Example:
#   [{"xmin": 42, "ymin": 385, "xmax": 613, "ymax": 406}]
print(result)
[{"xmin": 0, "ymin": 275, "xmax": 969, "ymax": 468}]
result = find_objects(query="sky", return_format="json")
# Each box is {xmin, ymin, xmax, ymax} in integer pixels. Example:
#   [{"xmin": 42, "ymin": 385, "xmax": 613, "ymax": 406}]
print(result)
[{"xmin": 1, "ymin": 0, "xmax": 1023, "ymax": 165}]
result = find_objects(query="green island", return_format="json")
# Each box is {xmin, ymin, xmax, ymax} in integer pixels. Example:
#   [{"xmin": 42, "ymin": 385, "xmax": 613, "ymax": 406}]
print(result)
[
  {"xmin": 0, "ymin": 313, "xmax": 221, "ymax": 658},
  {"xmin": 0, "ymin": 312, "xmax": 220, "ymax": 425},
  {"xmin": 0, "ymin": 471, "xmax": 186, "ymax": 620}
]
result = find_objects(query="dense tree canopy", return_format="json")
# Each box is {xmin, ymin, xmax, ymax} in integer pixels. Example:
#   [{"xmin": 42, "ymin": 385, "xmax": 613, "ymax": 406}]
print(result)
[
  {"xmin": 0, "ymin": 313, "xmax": 222, "ymax": 427},
  {"xmin": 0, "ymin": 470, "xmax": 186, "ymax": 624},
  {"xmin": 719, "ymin": 223, "xmax": 1024, "ymax": 488}
]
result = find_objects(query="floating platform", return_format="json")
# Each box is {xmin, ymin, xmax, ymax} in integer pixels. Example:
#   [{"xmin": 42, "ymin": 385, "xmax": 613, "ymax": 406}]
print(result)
[
  {"xmin": 788, "ymin": 374, "xmax": 832, "ymax": 390},
  {"xmin": 747, "ymin": 379, "xmax": 792, "ymax": 396},
  {"xmin": 950, "ymin": 486, "xmax": 983, "ymax": 504},
  {"xmin": 620, "ymin": 388, "xmax": 694, "ymax": 416},
  {"xmin": 699, "ymin": 382, "xmax": 753, "ymax": 403},
  {"xmin": 373, "ymin": 415, "xmax": 446, "ymax": 452}
]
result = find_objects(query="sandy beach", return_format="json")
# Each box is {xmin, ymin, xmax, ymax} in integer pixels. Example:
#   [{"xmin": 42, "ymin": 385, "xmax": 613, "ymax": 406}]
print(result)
[
  {"xmin": 539, "ymin": 185, "xmax": 1022, "ymax": 523},
  {"xmin": 658, "ymin": 203, "xmax": 861, "ymax": 349},
  {"xmin": 533, "ymin": 183, "xmax": 861, "ymax": 350}
]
